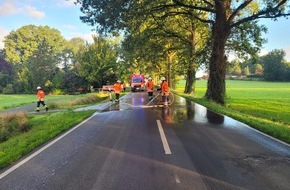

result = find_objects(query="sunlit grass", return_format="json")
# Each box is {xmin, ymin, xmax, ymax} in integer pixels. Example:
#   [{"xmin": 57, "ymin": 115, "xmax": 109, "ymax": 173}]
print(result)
[
  {"xmin": 175, "ymin": 80, "xmax": 290, "ymax": 144},
  {"xmin": 0, "ymin": 92, "xmax": 109, "ymax": 110}
]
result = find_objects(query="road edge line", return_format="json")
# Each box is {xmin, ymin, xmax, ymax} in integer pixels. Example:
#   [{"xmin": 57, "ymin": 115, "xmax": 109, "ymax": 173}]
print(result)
[{"xmin": 156, "ymin": 120, "xmax": 172, "ymax": 155}]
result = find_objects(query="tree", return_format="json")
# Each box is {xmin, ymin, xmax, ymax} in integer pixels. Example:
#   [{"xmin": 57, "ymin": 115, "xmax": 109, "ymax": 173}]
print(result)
[
  {"xmin": 27, "ymin": 40, "xmax": 63, "ymax": 92},
  {"xmin": 261, "ymin": 49, "xmax": 289, "ymax": 81},
  {"xmin": 0, "ymin": 57, "xmax": 14, "ymax": 93},
  {"xmin": 3, "ymin": 25, "xmax": 66, "ymax": 93},
  {"xmin": 243, "ymin": 66, "xmax": 250, "ymax": 76},
  {"xmin": 76, "ymin": 35, "xmax": 119, "ymax": 88},
  {"xmin": 227, "ymin": 59, "xmax": 242, "ymax": 76},
  {"xmin": 76, "ymin": 0, "xmax": 290, "ymax": 104}
]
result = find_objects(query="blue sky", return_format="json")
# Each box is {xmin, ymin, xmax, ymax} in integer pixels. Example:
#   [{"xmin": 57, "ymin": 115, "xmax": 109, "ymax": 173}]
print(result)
[{"xmin": 0, "ymin": 0, "xmax": 290, "ymax": 61}]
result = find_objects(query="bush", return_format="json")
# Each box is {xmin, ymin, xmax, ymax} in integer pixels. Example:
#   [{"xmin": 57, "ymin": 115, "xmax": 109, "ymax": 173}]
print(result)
[
  {"xmin": 2, "ymin": 84, "xmax": 14, "ymax": 94},
  {"xmin": 51, "ymin": 89, "xmax": 65, "ymax": 95}
]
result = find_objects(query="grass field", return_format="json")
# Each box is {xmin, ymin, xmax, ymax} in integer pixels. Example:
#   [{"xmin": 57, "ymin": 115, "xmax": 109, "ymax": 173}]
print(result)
[
  {"xmin": 0, "ymin": 93, "xmax": 102, "ymax": 110},
  {"xmin": 175, "ymin": 79, "xmax": 290, "ymax": 144}
]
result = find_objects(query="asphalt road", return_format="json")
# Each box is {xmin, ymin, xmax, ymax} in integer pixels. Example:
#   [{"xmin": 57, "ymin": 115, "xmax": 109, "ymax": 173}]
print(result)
[{"xmin": 0, "ymin": 92, "xmax": 289, "ymax": 190}]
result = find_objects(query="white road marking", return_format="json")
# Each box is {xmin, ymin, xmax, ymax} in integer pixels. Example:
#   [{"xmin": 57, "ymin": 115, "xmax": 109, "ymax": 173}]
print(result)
[
  {"xmin": 156, "ymin": 120, "xmax": 172, "ymax": 155},
  {"xmin": 175, "ymin": 174, "xmax": 181, "ymax": 183},
  {"xmin": 0, "ymin": 114, "xmax": 94, "ymax": 180}
]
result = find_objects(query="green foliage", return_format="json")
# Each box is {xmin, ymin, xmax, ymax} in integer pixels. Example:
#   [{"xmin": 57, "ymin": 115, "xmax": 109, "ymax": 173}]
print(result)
[
  {"xmin": 76, "ymin": 35, "xmax": 119, "ymax": 87},
  {"xmin": 2, "ymin": 84, "xmax": 14, "ymax": 94},
  {"xmin": 261, "ymin": 49, "xmax": 290, "ymax": 81},
  {"xmin": 76, "ymin": 0, "xmax": 290, "ymax": 104},
  {"xmin": 51, "ymin": 89, "xmax": 65, "ymax": 95},
  {"xmin": 3, "ymin": 25, "xmax": 67, "ymax": 93}
]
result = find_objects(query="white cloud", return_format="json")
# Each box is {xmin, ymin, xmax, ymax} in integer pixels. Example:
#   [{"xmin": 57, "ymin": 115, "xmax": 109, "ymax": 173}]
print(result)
[
  {"xmin": 0, "ymin": 2, "xmax": 45, "ymax": 19},
  {"xmin": 25, "ymin": 6, "xmax": 45, "ymax": 19},
  {"xmin": 54, "ymin": 0, "xmax": 75, "ymax": 7},
  {"xmin": 66, "ymin": 31, "xmax": 97, "ymax": 43},
  {"xmin": 285, "ymin": 47, "xmax": 290, "ymax": 62},
  {"xmin": 0, "ymin": 27, "xmax": 9, "ymax": 49},
  {"xmin": 258, "ymin": 49, "xmax": 268, "ymax": 56},
  {"xmin": 0, "ymin": 3, "xmax": 21, "ymax": 16}
]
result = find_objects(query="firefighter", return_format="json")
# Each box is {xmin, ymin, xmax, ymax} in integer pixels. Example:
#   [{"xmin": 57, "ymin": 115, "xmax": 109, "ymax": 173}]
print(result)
[
  {"xmin": 160, "ymin": 77, "xmax": 170, "ymax": 106},
  {"xmin": 36, "ymin": 86, "xmax": 48, "ymax": 112},
  {"xmin": 114, "ymin": 80, "xmax": 122, "ymax": 102},
  {"xmin": 146, "ymin": 77, "xmax": 155, "ymax": 100}
]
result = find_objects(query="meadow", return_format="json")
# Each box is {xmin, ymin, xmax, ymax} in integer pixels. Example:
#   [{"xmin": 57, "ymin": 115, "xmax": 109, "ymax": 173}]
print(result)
[{"xmin": 175, "ymin": 80, "xmax": 290, "ymax": 144}]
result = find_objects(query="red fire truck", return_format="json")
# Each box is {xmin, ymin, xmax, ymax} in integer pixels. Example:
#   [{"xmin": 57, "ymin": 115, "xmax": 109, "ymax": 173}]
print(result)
[{"xmin": 130, "ymin": 74, "xmax": 145, "ymax": 92}]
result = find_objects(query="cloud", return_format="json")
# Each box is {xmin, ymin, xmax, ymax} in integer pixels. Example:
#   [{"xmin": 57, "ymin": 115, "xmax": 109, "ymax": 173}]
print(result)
[
  {"xmin": 25, "ymin": 6, "xmax": 45, "ymax": 19},
  {"xmin": 66, "ymin": 31, "xmax": 97, "ymax": 43},
  {"xmin": 0, "ymin": 27, "xmax": 9, "ymax": 49},
  {"xmin": 0, "ymin": 2, "xmax": 45, "ymax": 19},
  {"xmin": 285, "ymin": 47, "xmax": 290, "ymax": 61},
  {"xmin": 54, "ymin": 0, "xmax": 75, "ymax": 7},
  {"xmin": 258, "ymin": 49, "xmax": 268, "ymax": 56},
  {"xmin": 0, "ymin": 3, "xmax": 21, "ymax": 16}
]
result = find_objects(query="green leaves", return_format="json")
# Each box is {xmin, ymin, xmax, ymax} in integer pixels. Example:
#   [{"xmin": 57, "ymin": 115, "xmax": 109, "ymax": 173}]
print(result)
[{"xmin": 76, "ymin": 35, "xmax": 119, "ymax": 87}]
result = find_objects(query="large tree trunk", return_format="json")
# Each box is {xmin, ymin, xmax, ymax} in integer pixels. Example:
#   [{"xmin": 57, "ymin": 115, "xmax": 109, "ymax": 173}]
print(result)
[
  {"xmin": 166, "ymin": 51, "xmax": 174, "ymax": 87},
  {"xmin": 184, "ymin": 20, "xmax": 196, "ymax": 95},
  {"xmin": 184, "ymin": 61, "xmax": 196, "ymax": 94},
  {"xmin": 205, "ymin": 0, "xmax": 231, "ymax": 104}
]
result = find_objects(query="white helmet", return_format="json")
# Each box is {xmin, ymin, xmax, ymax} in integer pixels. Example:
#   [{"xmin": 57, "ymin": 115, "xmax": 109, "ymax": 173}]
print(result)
[
  {"xmin": 117, "ymin": 80, "xmax": 121, "ymax": 83},
  {"xmin": 160, "ymin": 77, "xmax": 166, "ymax": 81},
  {"xmin": 37, "ymin": 86, "xmax": 41, "ymax": 90},
  {"xmin": 148, "ymin": 77, "xmax": 152, "ymax": 80}
]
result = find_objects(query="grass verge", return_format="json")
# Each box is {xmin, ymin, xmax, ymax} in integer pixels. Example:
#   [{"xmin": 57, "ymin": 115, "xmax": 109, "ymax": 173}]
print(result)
[
  {"xmin": 178, "ymin": 93, "xmax": 290, "ymax": 144},
  {"xmin": 0, "ymin": 110, "xmax": 94, "ymax": 169},
  {"xmin": 0, "ymin": 92, "xmax": 110, "ymax": 169}
]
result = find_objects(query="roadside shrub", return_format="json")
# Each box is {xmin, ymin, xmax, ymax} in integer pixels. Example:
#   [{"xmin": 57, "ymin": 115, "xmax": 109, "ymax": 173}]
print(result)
[
  {"xmin": 51, "ymin": 89, "xmax": 65, "ymax": 95},
  {"xmin": 0, "ymin": 111, "xmax": 30, "ymax": 142},
  {"xmin": 2, "ymin": 84, "xmax": 14, "ymax": 94}
]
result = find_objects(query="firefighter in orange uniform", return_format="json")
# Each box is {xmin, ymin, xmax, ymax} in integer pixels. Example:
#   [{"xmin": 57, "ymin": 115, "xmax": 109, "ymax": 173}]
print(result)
[
  {"xmin": 114, "ymin": 80, "xmax": 122, "ymax": 102},
  {"xmin": 160, "ymin": 77, "xmax": 170, "ymax": 106},
  {"xmin": 146, "ymin": 77, "xmax": 155, "ymax": 100},
  {"xmin": 36, "ymin": 86, "xmax": 48, "ymax": 112}
]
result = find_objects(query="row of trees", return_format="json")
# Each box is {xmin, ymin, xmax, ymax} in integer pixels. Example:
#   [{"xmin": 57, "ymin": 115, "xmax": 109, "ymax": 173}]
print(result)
[
  {"xmin": 76, "ymin": 0, "xmax": 290, "ymax": 104},
  {"xmin": 228, "ymin": 49, "xmax": 290, "ymax": 81},
  {"xmin": 0, "ymin": 25, "xmax": 124, "ymax": 94},
  {"xmin": 1, "ymin": 1, "xmax": 290, "ymax": 104}
]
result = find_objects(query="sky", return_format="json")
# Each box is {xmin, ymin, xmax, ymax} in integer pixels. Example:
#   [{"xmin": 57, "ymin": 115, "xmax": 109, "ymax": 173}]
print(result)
[{"xmin": 0, "ymin": 0, "xmax": 290, "ymax": 62}]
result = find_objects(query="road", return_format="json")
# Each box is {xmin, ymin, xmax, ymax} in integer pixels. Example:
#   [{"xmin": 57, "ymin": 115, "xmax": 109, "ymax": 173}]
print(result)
[{"xmin": 0, "ymin": 92, "xmax": 289, "ymax": 190}]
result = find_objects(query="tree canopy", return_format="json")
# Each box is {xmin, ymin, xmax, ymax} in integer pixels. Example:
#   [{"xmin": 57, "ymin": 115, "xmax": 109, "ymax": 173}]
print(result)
[{"xmin": 76, "ymin": 0, "xmax": 290, "ymax": 104}]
